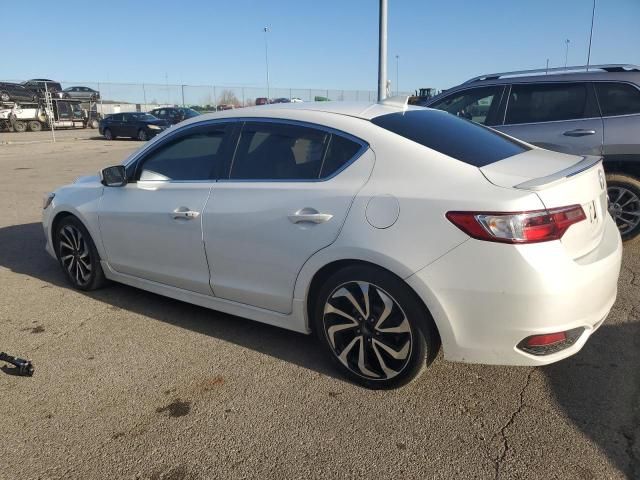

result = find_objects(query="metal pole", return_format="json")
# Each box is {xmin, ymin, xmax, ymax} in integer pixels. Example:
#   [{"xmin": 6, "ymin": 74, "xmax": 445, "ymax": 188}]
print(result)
[
  {"xmin": 242, "ymin": 87, "xmax": 245, "ymax": 107},
  {"xmin": 395, "ymin": 54, "xmax": 399, "ymax": 96},
  {"xmin": 545, "ymin": 58, "xmax": 549, "ymax": 74},
  {"xmin": 263, "ymin": 27, "xmax": 270, "ymax": 101},
  {"xmin": 586, "ymin": 0, "xmax": 596, "ymax": 71},
  {"xmin": 181, "ymin": 84, "xmax": 185, "ymax": 107},
  {"xmin": 142, "ymin": 83, "xmax": 147, "ymax": 107},
  {"xmin": 378, "ymin": 0, "xmax": 388, "ymax": 101},
  {"xmin": 564, "ymin": 39, "xmax": 570, "ymax": 68}
]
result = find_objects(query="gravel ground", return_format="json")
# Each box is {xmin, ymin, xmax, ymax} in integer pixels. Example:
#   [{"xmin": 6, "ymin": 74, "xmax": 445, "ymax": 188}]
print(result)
[{"xmin": 0, "ymin": 129, "xmax": 638, "ymax": 480}]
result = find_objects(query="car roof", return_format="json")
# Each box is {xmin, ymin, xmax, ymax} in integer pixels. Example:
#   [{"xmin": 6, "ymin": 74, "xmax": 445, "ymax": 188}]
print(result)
[{"xmin": 179, "ymin": 101, "xmax": 422, "ymax": 126}]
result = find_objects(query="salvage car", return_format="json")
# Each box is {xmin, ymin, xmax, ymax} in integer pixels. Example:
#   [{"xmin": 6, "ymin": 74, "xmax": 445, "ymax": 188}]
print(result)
[
  {"xmin": 43, "ymin": 101, "xmax": 622, "ymax": 389},
  {"xmin": 99, "ymin": 112, "xmax": 168, "ymax": 141}
]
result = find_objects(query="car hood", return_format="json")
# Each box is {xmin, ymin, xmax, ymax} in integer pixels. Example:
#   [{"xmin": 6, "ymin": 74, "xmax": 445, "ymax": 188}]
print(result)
[{"xmin": 74, "ymin": 174, "xmax": 100, "ymax": 184}]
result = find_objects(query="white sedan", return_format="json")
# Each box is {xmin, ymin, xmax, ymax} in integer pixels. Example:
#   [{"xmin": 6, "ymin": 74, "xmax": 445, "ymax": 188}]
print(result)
[{"xmin": 42, "ymin": 101, "xmax": 622, "ymax": 389}]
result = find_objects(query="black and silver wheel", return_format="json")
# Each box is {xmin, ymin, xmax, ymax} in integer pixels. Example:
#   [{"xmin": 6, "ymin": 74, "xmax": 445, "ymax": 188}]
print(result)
[
  {"xmin": 28, "ymin": 121, "xmax": 42, "ymax": 132},
  {"xmin": 0, "ymin": 91, "xmax": 10, "ymax": 102},
  {"xmin": 54, "ymin": 216, "xmax": 106, "ymax": 291},
  {"xmin": 103, "ymin": 128, "xmax": 114, "ymax": 140},
  {"xmin": 606, "ymin": 173, "xmax": 640, "ymax": 243},
  {"xmin": 13, "ymin": 121, "xmax": 26, "ymax": 133},
  {"xmin": 137, "ymin": 129, "xmax": 148, "ymax": 141},
  {"xmin": 314, "ymin": 265, "xmax": 439, "ymax": 389}
]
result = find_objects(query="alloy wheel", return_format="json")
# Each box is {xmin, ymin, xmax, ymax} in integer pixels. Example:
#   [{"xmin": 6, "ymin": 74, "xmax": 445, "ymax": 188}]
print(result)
[
  {"xmin": 608, "ymin": 186, "xmax": 640, "ymax": 235},
  {"xmin": 322, "ymin": 281, "xmax": 412, "ymax": 380},
  {"xmin": 58, "ymin": 224, "xmax": 92, "ymax": 286}
]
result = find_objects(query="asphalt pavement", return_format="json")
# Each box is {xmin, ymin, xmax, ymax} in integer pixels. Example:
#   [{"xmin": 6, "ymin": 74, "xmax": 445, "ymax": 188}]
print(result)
[{"xmin": 0, "ymin": 129, "xmax": 638, "ymax": 479}]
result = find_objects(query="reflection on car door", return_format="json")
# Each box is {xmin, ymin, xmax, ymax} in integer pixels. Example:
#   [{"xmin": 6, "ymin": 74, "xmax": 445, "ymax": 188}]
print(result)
[
  {"xmin": 497, "ymin": 82, "xmax": 603, "ymax": 156},
  {"xmin": 98, "ymin": 123, "xmax": 233, "ymax": 294},
  {"xmin": 428, "ymin": 85, "xmax": 506, "ymax": 126},
  {"xmin": 203, "ymin": 121, "xmax": 373, "ymax": 314}
]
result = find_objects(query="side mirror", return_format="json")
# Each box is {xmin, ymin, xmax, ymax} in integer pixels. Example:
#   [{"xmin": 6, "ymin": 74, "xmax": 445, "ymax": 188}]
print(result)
[{"xmin": 100, "ymin": 165, "xmax": 127, "ymax": 187}]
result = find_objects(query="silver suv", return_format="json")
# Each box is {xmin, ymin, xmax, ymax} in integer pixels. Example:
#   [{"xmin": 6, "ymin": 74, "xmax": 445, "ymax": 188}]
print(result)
[{"xmin": 423, "ymin": 64, "xmax": 640, "ymax": 243}]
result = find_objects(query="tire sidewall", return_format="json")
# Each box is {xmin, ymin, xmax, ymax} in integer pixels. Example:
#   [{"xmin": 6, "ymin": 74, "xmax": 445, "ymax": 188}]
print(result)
[
  {"xmin": 313, "ymin": 265, "xmax": 436, "ymax": 389},
  {"xmin": 54, "ymin": 217, "xmax": 103, "ymax": 291},
  {"xmin": 606, "ymin": 173, "xmax": 640, "ymax": 242},
  {"xmin": 104, "ymin": 128, "xmax": 113, "ymax": 140},
  {"xmin": 138, "ymin": 129, "xmax": 147, "ymax": 141}
]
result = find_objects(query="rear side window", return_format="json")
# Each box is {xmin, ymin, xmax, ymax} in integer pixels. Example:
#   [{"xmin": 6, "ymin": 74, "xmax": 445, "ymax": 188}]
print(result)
[
  {"xmin": 506, "ymin": 83, "xmax": 591, "ymax": 124},
  {"xmin": 370, "ymin": 109, "xmax": 527, "ymax": 167},
  {"xmin": 139, "ymin": 129, "xmax": 226, "ymax": 181},
  {"xmin": 595, "ymin": 82, "xmax": 640, "ymax": 117},
  {"xmin": 229, "ymin": 122, "xmax": 363, "ymax": 180}
]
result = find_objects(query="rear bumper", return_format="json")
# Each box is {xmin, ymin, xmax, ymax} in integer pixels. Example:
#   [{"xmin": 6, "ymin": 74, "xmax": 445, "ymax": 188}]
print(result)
[{"xmin": 407, "ymin": 214, "xmax": 622, "ymax": 366}]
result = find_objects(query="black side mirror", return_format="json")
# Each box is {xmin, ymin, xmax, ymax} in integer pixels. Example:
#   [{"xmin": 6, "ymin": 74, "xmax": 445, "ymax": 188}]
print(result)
[{"xmin": 100, "ymin": 165, "xmax": 127, "ymax": 187}]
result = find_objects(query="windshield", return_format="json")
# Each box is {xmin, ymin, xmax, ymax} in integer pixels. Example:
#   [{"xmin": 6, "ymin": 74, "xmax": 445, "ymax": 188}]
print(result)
[
  {"xmin": 131, "ymin": 113, "xmax": 157, "ymax": 121},
  {"xmin": 180, "ymin": 108, "xmax": 200, "ymax": 118}
]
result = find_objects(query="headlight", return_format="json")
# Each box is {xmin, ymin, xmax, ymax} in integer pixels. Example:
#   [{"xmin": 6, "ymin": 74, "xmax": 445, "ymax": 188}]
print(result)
[
  {"xmin": 43, "ymin": 192, "xmax": 55, "ymax": 209},
  {"xmin": 148, "ymin": 124, "xmax": 161, "ymax": 130}
]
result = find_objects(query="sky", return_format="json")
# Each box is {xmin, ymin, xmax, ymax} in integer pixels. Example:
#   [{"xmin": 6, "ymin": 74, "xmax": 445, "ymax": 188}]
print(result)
[{"xmin": 4, "ymin": 0, "xmax": 640, "ymax": 92}]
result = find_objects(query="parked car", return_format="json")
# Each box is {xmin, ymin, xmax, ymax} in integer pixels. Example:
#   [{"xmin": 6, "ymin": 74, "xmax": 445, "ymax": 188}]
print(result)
[
  {"xmin": 98, "ymin": 112, "xmax": 168, "ymax": 141},
  {"xmin": 43, "ymin": 101, "xmax": 621, "ymax": 389},
  {"xmin": 216, "ymin": 104, "xmax": 234, "ymax": 111},
  {"xmin": 290, "ymin": 97, "xmax": 304, "ymax": 103},
  {"xmin": 0, "ymin": 82, "xmax": 38, "ymax": 103},
  {"xmin": 255, "ymin": 97, "xmax": 269, "ymax": 105},
  {"xmin": 423, "ymin": 64, "xmax": 640, "ymax": 242},
  {"xmin": 62, "ymin": 86, "xmax": 100, "ymax": 101},
  {"xmin": 148, "ymin": 107, "xmax": 199, "ymax": 125},
  {"xmin": 272, "ymin": 98, "xmax": 291, "ymax": 103},
  {"xmin": 22, "ymin": 79, "xmax": 63, "ymax": 97}
]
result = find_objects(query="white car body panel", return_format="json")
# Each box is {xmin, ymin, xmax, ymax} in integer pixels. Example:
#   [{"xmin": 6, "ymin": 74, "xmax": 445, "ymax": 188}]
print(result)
[{"xmin": 42, "ymin": 102, "xmax": 623, "ymax": 366}]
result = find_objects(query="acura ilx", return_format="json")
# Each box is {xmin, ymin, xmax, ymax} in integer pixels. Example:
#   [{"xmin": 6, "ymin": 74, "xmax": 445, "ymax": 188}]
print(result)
[{"xmin": 42, "ymin": 101, "xmax": 622, "ymax": 388}]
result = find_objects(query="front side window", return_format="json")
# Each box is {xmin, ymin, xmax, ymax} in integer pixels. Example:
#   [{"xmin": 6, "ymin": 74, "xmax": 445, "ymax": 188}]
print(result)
[
  {"xmin": 138, "ymin": 128, "xmax": 227, "ymax": 181},
  {"xmin": 505, "ymin": 83, "xmax": 590, "ymax": 124},
  {"xmin": 229, "ymin": 122, "xmax": 363, "ymax": 180},
  {"xmin": 595, "ymin": 82, "xmax": 640, "ymax": 117},
  {"xmin": 429, "ymin": 86, "xmax": 504, "ymax": 125}
]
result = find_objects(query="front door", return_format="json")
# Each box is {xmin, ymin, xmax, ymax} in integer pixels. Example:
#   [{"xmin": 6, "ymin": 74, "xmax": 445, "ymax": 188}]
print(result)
[
  {"xmin": 497, "ymin": 82, "xmax": 604, "ymax": 156},
  {"xmin": 98, "ymin": 123, "xmax": 232, "ymax": 294},
  {"xmin": 203, "ymin": 120, "xmax": 373, "ymax": 314}
]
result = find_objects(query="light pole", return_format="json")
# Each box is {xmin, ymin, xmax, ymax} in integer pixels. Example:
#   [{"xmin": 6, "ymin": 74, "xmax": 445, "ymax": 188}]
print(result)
[
  {"xmin": 395, "ymin": 54, "xmax": 399, "ymax": 96},
  {"xmin": 263, "ymin": 27, "xmax": 270, "ymax": 101},
  {"xmin": 586, "ymin": 0, "xmax": 596, "ymax": 70},
  {"xmin": 564, "ymin": 39, "xmax": 570, "ymax": 68},
  {"xmin": 377, "ymin": 0, "xmax": 388, "ymax": 101}
]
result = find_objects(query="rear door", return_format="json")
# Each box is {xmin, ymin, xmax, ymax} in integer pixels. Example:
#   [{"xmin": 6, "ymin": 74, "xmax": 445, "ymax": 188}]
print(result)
[
  {"xmin": 497, "ymin": 82, "xmax": 603, "ymax": 156},
  {"xmin": 203, "ymin": 120, "xmax": 373, "ymax": 314},
  {"xmin": 427, "ymin": 85, "xmax": 506, "ymax": 126}
]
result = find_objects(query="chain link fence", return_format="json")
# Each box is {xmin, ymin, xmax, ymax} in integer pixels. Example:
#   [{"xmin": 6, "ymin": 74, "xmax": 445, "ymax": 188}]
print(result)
[{"xmin": 2, "ymin": 79, "xmax": 413, "ymax": 110}]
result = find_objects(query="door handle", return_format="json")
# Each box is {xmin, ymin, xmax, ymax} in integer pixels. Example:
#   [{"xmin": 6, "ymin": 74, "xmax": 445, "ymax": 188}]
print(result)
[
  {"xmin": 172, "ymin": 207, "xmax": 200, "ymax": 220},
  {"xmin": 563, "ymin": 129, "xmax": 596, "ymax": 137},
  {"xmin": 288, "ymin": 208, "xmax": 333, "ymax": 224}
]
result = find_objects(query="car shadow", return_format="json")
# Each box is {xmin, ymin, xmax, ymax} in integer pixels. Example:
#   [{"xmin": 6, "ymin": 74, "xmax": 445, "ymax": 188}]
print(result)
[
  {"xmin": 0, "ymin": 222, "xmax": 336, "ymax": 379},
  {"xmin": 1, "ymin": 222, "xmax": 638, "ymax": 475},
  {"xmin": 88, "ymin": 136, "xmax": 141, "ymax": 141},
  {"xmin": 543, "ymin": 320, "xmax": 640, "ymax": 478}
]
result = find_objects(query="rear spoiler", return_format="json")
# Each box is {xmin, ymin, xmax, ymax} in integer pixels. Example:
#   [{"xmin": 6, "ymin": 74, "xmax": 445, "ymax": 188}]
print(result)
[{"xmin": 515, "ymin": 156, "xmax": 602, "ymax": 190}]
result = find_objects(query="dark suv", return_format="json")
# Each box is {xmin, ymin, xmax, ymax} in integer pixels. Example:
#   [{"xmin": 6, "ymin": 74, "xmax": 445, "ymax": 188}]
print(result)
[
  {"xmin": 0, "ymin": 82, "xmax": 38, "ymax": 103},
  {"xmin": 423, "ymin": 64, "xmax": 640, "ymax": 242},
  {"xmin": 148, "ymin": 107, "xmax": 200, "ymax": 125},
  {"xmin": 22, "ymin": 79, "xmax": 63, "ymax": 97}
]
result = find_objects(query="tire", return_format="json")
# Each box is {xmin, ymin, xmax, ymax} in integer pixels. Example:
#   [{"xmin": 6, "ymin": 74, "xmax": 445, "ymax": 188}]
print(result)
[
  {"xmin": 103, "ymin": 128, "xmax": 114, "ymax": 140},
  {"xmin": 28, "ymin": 121, "xmax": 42, "ymax": 132},
  {"xmin": 137, "ymin": 129, "xmax": 148, "ymax": 141},
  {"xmin": 54, "ymin": 216, "xmax": 107, "ymax": 291},
  {"xmin": 89, "ymin": 119, "xmax": 99, "ymax": 129},
  {"xmin": 13, "ymin": 121, "xmax": 26, "ymax": 133},
  {"xmin": 606, "ymin": 173, "xmax": 640, "ymax": 243},
  {"xmin": 0, "ymin": 91, "xmax": 10, "ymax": 102},
  {"xmin": 313, "ymin": 264, "xmax": 439, "ymax": 389}
]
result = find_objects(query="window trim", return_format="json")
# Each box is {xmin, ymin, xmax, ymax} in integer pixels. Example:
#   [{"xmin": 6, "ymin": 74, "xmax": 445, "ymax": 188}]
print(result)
[
  {"xmin": 592, "ymin": 80, "xmax": 640, "ymax": 119},
  {"xmin": 124, "ymin": 117, "xmax": 368, "ymax": 184},
  {"xmin": 501, "ymin": 81, "xmax": 601, "ymax": 127}
]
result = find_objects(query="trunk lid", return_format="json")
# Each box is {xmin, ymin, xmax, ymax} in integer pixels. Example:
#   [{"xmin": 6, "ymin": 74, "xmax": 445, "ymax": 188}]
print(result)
[{"xmin": 481, "ymin": 149, "xmax": 608, "ymax": 259}]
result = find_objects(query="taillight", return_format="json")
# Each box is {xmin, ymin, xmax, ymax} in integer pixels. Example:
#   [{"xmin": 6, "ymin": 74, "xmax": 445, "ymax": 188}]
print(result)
[{"xmin": 446, "ymin": 205, "xmax": 586, "ymax": 244}]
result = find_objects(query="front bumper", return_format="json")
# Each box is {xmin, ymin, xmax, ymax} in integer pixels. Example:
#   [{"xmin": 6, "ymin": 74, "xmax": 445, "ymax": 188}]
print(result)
[{"xmin": 407, "ymin": 213, "xmax": 623, "ymax": 366}]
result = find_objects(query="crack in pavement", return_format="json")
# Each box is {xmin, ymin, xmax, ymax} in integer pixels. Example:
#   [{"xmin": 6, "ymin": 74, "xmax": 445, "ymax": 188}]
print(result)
[{"xmin": 492, "ymin": 367, "xmax": 535, "ymax": 480}]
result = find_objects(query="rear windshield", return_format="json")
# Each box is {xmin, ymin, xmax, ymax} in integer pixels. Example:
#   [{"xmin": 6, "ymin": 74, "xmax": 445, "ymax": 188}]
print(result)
[{"xmin": 370, "ymin": 109, "xmax": 528, "ymax": 167}]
